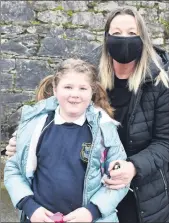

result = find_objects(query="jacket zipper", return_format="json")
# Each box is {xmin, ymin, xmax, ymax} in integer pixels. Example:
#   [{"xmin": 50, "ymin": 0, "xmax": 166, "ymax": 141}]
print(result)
[
  {"xmin": 82, "ymin": 114, "xmax": 101, "ymax": 206},
  {"xmin": 40, "ymin": 119, "xmax": 54, "ymax": 136},
  {"xmin": 127, "ymin": 86, "xmax": 143, "ymax": 223},
  {"xmin": 132, "ymin": 185, "xmax": 143, "ymax": 223},
  {"xmin": 159, "ymin": 169, "xmax": 168, "ymax": 197},
  {"xmin": 25, "ymin": 118, "xmax": 54, "ymax": 177},
  {"xmin": 21, "ymin": 117, "xmax": 54, "ymax": 221}
]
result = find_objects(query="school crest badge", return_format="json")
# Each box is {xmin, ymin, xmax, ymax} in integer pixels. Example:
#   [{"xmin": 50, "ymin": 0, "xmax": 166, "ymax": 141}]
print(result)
[{"xmin": 80, "ymin": 142, "xmax": 92, "ymax": 163}]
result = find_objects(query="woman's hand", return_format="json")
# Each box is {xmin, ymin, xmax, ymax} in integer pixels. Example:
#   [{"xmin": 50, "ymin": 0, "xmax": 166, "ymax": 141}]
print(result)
[
  {"xmin": 103, "ymin": 160, "xmax": 136, "ymax": 189},
  {"xmin": 63, "ymin": 207, "xmax": 92, "ymax": 222},
  {"xmin": 30, "ymin": 207, "xmax": 54, "ymax": 222},
  {"xmin": 5, "ymin": 136, "xmax": 16, "ymax": 157}
]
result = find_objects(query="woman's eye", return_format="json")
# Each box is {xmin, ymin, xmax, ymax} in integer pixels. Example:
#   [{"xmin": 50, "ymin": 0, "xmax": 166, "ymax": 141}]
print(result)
[
  {"xmin": 129, "ymin": 32, "xmax": 137, "ymax": 36},
  {"xmin": 80, "ymin": 87, "xmax": 87, "ymax": 90},
  {"xmin": 112, "ymin": 32, "xmax": 121, "ymax": 35}
]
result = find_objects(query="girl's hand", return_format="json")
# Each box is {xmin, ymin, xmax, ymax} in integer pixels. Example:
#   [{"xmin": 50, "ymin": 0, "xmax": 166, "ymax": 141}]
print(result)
[
  {"xmin": 63, "ymin": 207, "xmax": 92, "ymax": 222},
  {"xmin": 30, "ymin": 207, "xmax": 54, "ymax": 222},
  {"xmin": 6, "ymin": 136, "xmax": 16, "ymax": 157},
  {"xmin": 104, "ymin": 160, "xmax": 136, "ymax": 189}
]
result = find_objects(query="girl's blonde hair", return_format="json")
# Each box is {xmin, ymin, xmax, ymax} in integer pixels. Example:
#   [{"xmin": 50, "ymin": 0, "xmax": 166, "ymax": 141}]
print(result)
[
  {"xmin": 35, "ymin": 75, "xmax": 54, "ymax": 102},
  {"xmin": 53, "ymin": 58, "xmax": 114, "ymax": 117},
  {"xmin": 99, "ymin": 6, "xmax": 169, "ymax": 93}
]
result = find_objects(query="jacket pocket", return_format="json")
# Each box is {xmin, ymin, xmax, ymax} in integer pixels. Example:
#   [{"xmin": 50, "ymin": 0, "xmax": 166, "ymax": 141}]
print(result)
[{"xmin": 159, "ymin": 168, "xmax": 168, "ymax": 199}]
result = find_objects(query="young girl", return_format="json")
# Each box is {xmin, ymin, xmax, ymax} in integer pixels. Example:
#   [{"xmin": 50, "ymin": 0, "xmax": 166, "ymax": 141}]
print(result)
[{"xmin": 4, "ymin": 58, "xmax": 128, "ymax": 222}]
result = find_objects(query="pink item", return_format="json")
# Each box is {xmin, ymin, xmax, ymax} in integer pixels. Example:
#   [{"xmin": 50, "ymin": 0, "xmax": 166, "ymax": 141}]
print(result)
[{"xmin": 49, "ymin": 212, "xmax": 64, "ymax": 223}]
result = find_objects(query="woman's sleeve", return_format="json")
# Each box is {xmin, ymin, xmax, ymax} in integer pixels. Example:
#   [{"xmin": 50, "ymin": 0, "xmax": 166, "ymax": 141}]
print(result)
[{"xmin": 128, "ymin": 84, "xmax": 169, "ymax": 179}]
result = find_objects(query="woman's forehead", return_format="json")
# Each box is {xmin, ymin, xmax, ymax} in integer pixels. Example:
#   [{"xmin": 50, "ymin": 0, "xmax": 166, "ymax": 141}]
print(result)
[{"xmin": 109, "ymin": 14, "xmax": 137, "ymax": 30}]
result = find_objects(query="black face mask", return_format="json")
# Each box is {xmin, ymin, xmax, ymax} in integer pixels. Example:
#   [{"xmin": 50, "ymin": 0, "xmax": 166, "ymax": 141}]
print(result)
[{"xmin": 106, "ymin": 34, "xmax": 143, "ymax": 64}]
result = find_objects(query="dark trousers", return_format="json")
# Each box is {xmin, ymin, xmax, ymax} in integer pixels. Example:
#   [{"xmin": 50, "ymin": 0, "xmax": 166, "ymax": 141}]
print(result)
[{"xmin": 117, "ymin": 191, "xmax": 139, "ymax": 223}]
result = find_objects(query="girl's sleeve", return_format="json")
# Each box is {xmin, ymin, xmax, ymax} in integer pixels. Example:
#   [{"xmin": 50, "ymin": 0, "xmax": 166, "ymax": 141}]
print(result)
[
  {"xmin": 89, "ymin": 124, "xmax": 129, "ymax": 218},
  {"xmin": 4, "ymin": 153, "xmax": 34, "ymax": 208}
]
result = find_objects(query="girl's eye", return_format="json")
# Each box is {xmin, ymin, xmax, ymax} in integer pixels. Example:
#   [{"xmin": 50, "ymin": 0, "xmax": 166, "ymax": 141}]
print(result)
[
  {"xmin": 65, "ymin": 86, "xmax": 72, "ymax": 89},
  {"xmin": 80, "ymin": 87, "xmax": 87, "ymax": 90}
]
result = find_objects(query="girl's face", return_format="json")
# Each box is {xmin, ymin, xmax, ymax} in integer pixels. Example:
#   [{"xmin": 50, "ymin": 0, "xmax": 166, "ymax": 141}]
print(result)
[
  {"xmin": 54, "ymin": 72, "xmax": 93, "ymax": 122},
  {"xmin": 109, "ymin": 14, "xmax": 138, "ymax": 36}
]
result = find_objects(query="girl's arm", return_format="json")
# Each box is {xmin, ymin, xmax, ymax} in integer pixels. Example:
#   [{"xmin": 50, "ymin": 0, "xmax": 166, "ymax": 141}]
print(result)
[
  {"xmin": 4, "ymin": 153, "xmax": 34, "ymax": 208},
  {"xmin": 4, "ymin": 140, "xmax": 54, "ymax": 222},
  {"xmin": 89, "ymin": 124, "xmax": 129, "ymax": 218}
]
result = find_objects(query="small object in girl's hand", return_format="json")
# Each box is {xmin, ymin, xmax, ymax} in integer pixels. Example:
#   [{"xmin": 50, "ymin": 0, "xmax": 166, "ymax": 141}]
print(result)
[{"xmin": 49, "ymin": 212, "xmax": 64, "ymax": 223}]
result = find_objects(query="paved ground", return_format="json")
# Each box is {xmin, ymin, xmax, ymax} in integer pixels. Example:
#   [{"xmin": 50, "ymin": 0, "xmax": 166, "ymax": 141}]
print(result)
[
  {"xmin": 1, "ymin": 156, "xmax": 19, "ymax": 222},
  {"xmin": 1, "ymin": 183, "xmax": 19, "ymax": 222}
]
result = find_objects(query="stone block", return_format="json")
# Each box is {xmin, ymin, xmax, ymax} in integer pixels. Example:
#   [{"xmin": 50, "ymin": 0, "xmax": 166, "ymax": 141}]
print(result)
[
  {"xmin": 33, "ymin": 1, "xmax": 88, "ymax": 12},
  {"xmin": 50, "ymin": 27, "xmax": 95, "ymax": 41},
  {"xmin": 139, "ymin": 8, "xmax": 158, "ymax": 23},
  {"xmin": 1, "ymin": 1, "xmax": 35, "ymax": 23},
  {"xmin": 0, "ymin": 73, "xmax": 13, "ymax": 90},
  {"xmin": 152, "ymin": 38, "xmax": 164, "ymax": 45},
  {"xmin": 159, "ymin": 2, "xmax": 169, "ymax": 11},
  {"xmin": 0, "ymin": 59, "xmax": 15, "ymax": 72},
  {"xmin": 27, "ymin": 25, "xmax": 51, "ymax": 36},
  {"xmin": 38, "ymin": 35, "xmax": 99, "ymax": 59},
  {"xmin": 117, "ymin": 1, "xmax": 138, "ymax": 8},
  {"xmin": 0, "ymin": 92, "xmax": 33, "ymax": 140},
  {"xmin": 1, "ymin": 25, "xmax": 25, "ymax": 35},
  {"xmin": 37, "ymin": 11, "xmax": 70, "ymax": 24},
  {"xmin": 1, "ymin": 34, "xmax": 39, "ymax": 56},
  {"xmin": 15, "ymin": 59, "xmax": 51, "ymax": 90},
  {"xmin": 94, "ymin": 1, "xmax": 118, "ymax": 12},
  {"xmin": 1, "ymin": 92, "xmax": 32, "ymax": 105},
  {"xmin": 31, "ymin": 1, "xmax": 59, "ymax": 11},
  {"xmin": 140, "ymin": 1, "xmax": 155, "ymax": 8},
  {"xmin": 61, "ymin": 1, "xmax": 88, "ymax": 11},
  {"xmin": 148, "ymin": 23, "xmax": 164, "ymax": 37},
  {"xmin": 72, "ymin": 12, "xmax": 105, "ymax": 30}
]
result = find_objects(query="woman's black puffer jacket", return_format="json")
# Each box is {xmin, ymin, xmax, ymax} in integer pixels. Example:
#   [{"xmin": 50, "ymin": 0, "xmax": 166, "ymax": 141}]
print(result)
[
  {"xmin": 84, "ymin": 45, "xmax": 169, "ymax": 222},
  {"xmin": 127, "ymin": 60, "xmax": 169, "ymax": 222}
]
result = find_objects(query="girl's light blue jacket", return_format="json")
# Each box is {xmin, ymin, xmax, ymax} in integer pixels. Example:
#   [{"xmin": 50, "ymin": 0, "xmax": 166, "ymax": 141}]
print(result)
[{"xmin": 4, "ymin": 96, "xmax": 128, "ymax": 222}]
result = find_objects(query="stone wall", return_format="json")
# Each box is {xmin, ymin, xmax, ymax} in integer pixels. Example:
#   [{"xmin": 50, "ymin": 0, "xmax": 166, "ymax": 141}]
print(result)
[{"xmin": 1, "ymin": 0, "xmax": 169, "ymax": 145}]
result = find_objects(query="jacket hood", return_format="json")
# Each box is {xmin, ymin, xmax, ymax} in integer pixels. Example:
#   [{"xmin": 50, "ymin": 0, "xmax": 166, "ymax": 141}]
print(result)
[
  {"xmin": 20, "ymin": 96, "xmax": 58, "ymax": 122},
  {"xmin": 154, "ymin": 45, "xmax": 169, "ymax": 71},
  {"xmin": 144, "ymin": 46, "xmax": 169, "ymax": 82}
]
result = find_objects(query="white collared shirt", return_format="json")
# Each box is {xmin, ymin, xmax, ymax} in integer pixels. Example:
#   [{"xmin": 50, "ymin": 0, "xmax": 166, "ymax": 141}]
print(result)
[{"xmin": 54, "ymin": 106, "xmax": 86, "ymax": 126}]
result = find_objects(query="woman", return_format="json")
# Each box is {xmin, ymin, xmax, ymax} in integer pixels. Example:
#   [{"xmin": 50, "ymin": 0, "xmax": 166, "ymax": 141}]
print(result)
[
  {"xmin": 5, "ymin": 6, "xmax": 169, "ymax": 223},
  {"xmin": 99, "ymin": 6, "xmax": 169, "ymax": 223}
]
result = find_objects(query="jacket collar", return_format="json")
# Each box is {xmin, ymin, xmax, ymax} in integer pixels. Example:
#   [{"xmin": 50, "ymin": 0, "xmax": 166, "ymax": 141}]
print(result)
[
  {"xmin": 145, "ymin": 59, "xmax": 161, "ymax": 83},
  {"xmin": 21, "ymin": 96, "xmax": 58, "ymax": 122},
  {"xmin": 21, "ymin": 96, "xmax": 118, "ymax": 129}
]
